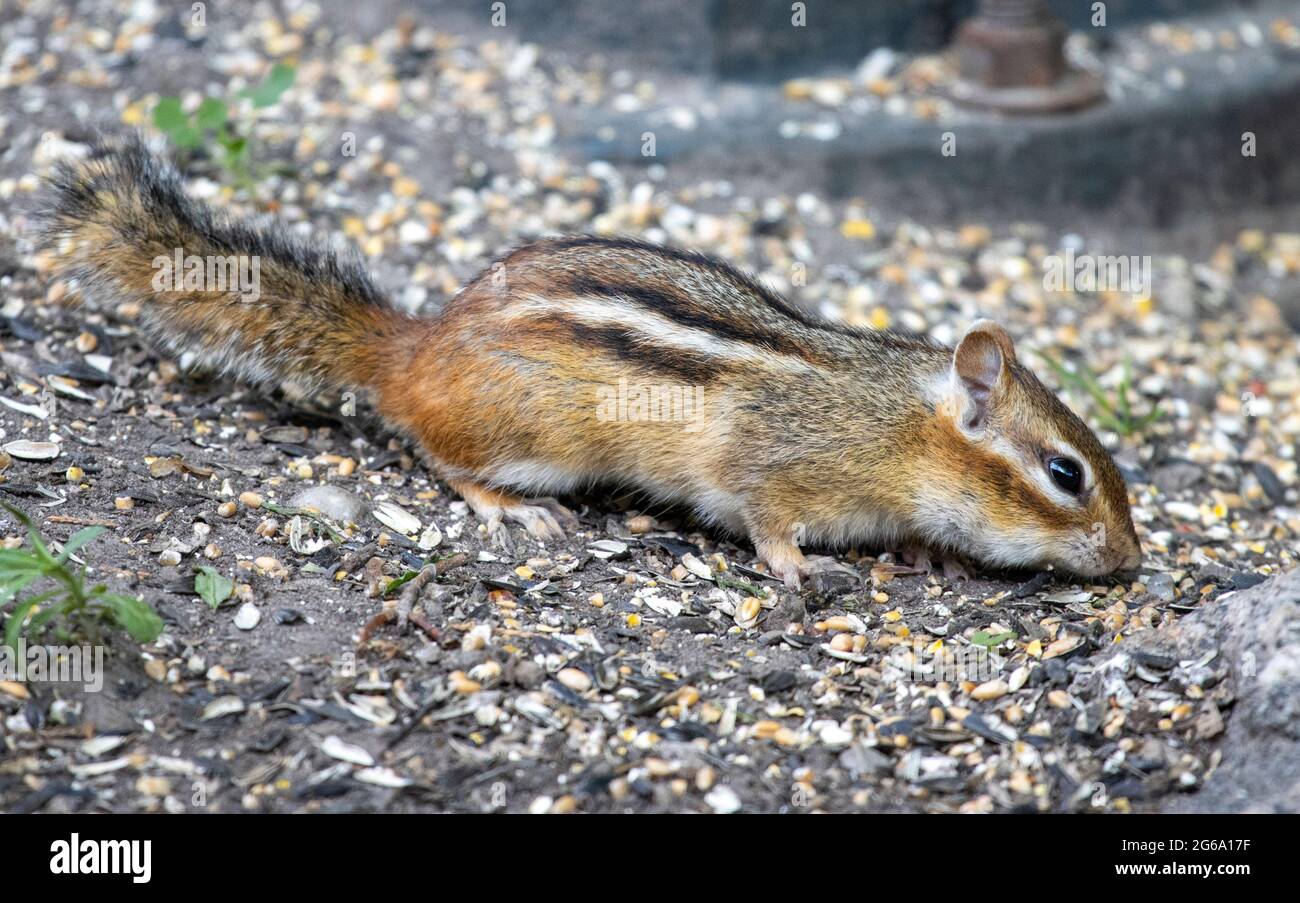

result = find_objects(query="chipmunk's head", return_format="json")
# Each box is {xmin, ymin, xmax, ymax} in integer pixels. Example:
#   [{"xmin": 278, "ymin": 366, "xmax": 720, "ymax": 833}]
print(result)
[{"xmin": 921, "ymin": 320, "xmax": 1141, "ymax": 577}]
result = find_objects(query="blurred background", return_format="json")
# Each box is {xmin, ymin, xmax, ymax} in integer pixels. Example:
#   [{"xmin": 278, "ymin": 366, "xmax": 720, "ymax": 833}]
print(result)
[{"xmin": 321, "ymin": 0, "xmax": 1300, "ymax": 243}]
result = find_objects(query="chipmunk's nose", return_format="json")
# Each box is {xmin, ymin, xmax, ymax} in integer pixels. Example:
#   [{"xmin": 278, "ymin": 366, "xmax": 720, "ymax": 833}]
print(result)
[{"xmin": 1113, "ymin": 539, "xmax": 1142, "ymax": 573}]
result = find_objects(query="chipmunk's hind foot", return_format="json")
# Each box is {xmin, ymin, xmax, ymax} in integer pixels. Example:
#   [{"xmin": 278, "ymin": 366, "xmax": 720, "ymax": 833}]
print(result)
[
  {"xmin": 902, "ymin": 546, "xmax": 971, "ymax": 581},
  {"xmin": 447, "ymin": 478, "xmax": 575, "ymax": 542}
]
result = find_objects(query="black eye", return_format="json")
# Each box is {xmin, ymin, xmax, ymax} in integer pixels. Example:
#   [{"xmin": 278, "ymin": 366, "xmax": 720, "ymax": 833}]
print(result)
[{"xmin": 1047, "ymin": 456, "xmax": 1083, "ymax": 495}]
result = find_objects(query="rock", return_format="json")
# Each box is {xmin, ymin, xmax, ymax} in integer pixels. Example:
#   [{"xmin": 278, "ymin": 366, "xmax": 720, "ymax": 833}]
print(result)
[
  {"xmin": 510, "ymin": 659, "xmax": 545, "ymax": 689},
  {"xmin": 808, "ymin": 567, "xmax": 858, "ymax": 601},
  {"xmin": 838, "ymin": 743, "xmax": 892, "ymax": 778},
  {"xmin": 1129, "ymin": 569, "xmax": 1300, "ymax": 812},
  {"xmin": 289, "ymin": 485, "xmax": 369, "ymax": 525},
  {"xmin": 704, "ymin": 785, "xmax": 742, "ymax": 814},
  {"xmin": 1146, "ymin": 572, "xmax": 1176, "ymax": 602},
  {"xmin": 1252, "ymin": 461, "xmax": 1287, "ymax": 507},
  {"xmin": 1151, "ymin": 461, "xmax": 1204, "ymax": 494},
  {"xmin": 768, "ymin": 593, "xmax": 807, "ymax": 626},
  {"xmin": 234, "ymin": 603, "xmax": 261, "ymax": 631},
  {"xmin": 668, "ymin": 615, "xmax": 715, "ymax": 634}
]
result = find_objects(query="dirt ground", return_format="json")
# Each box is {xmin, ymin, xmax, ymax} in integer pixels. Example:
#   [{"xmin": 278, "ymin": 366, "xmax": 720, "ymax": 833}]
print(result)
[{"xmin": 1, "ymin": 0, "xmax": 1296, "ymax": 813}]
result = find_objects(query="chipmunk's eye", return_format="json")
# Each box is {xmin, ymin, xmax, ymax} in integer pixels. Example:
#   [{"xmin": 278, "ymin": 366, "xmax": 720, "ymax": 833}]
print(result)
[{"xmin": 1047, "ymin": 456, "xmax": 1083, "ymax": 495}]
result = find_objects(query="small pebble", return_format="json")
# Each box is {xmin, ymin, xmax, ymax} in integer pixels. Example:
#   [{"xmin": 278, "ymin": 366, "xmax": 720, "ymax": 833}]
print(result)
[{"xmin": 234, "ymin": 602, "xmax": 261, "ymax": 630}]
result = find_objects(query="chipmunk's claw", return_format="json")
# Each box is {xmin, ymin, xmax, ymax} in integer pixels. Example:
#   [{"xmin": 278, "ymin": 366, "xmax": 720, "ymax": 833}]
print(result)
[
  {"xmin": 531, "ymin": 497, "xmax": 579, "ymax": 531},
  {"xmin": 502, "ymin": 501, "xmax": 567, "ymax": 541},
  {"xmin": 755, "ymin": 537, "xmax": 808, "ymax": 589},
  {"xmin": 941, "ymin": 558, "xmax": 971, "ymax": 581},
  {"xmin": 767, "ymin": 563, "xmax": 804, "ymax": 589},
  {"xmin": 902, "ymin": 546, "xmax": 971, "ymax": 581},
  {"xmin": 449, "ymin": 479, "xmax": 570, "ymax": 544}
]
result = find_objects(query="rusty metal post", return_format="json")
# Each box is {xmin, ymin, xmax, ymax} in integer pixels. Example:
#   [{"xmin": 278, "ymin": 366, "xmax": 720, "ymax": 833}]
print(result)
[{"xmin": 951, "ymin": 0, "xmax": 1105, "ymax": 113}]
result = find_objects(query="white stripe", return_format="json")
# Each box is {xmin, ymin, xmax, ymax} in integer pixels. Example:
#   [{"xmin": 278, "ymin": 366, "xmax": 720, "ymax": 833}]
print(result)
[{"xmin": 506, "ymin": 294, "xmax": 814, "ymax": 370}]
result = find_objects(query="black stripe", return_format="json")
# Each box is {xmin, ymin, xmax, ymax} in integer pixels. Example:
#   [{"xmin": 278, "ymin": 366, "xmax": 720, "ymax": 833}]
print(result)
[
  {"xmin": 532, "ymin": 315, "xmax": 720, "ymax": 385},
  {"xmin": 521, "ymin": 236, "xmax": 942, "ymax": 355},
  {"xmin": 567, "ymin": 275, "xmax": 812, "ymax": 359},
  {"xmin": 544, "ymin": 236, "xmax": 856, "ymax": 336}
]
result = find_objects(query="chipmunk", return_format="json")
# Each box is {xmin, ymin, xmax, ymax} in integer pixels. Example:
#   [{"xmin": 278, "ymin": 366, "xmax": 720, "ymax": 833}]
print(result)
[{"xmin": 34, "ymin": 136, "xmax": 1142, "ymax": 586}]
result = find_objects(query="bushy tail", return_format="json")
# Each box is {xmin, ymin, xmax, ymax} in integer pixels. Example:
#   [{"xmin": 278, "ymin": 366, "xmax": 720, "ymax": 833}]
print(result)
[{"xmin": 34, "ymin": 135, "xmax": 411, "ymax": 394}]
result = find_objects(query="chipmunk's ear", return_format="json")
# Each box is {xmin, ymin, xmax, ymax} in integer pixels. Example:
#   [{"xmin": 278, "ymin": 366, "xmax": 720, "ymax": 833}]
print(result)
[{"xmin": 952, "ymin": 320, "xmax": 1016, "ymax": 429}]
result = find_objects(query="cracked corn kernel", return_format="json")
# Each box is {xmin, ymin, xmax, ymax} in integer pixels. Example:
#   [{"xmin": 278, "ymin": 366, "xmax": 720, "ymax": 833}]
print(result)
[
  {"xmin": 449, "ymin": 671, "xmax": 481, "ymax": 694},
  {"xmin": 840, "ymin": 218, "xmax": 876, "ymax": 240},
  {"xmin": 774, "ymin": 727, "xmax": 799, "ymax": 747}
]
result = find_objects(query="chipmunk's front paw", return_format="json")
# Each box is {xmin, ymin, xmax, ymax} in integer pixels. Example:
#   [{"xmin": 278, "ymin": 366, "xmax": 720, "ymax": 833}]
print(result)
[{"xmin": 755, "ymin": 537, "xmax": 808, "ymax": 589}]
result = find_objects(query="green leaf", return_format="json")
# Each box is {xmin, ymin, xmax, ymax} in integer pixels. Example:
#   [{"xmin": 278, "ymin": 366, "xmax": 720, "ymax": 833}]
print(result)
[
  {"xmin": 3, "ymin": 588, "xmax": 63, "ymax": 647},
  {"xmin": 971, "ymin": 630, "xmax": 1015, "ymax": 647},
  {"xmin": 1116, "ymin": 363, "xmax": 1134, "ymax": 423},
  {"xmin": 0, "ymin": 550, "xmax": 45, "ymax": 574},
  {"xmin": 24, "ymin": 598, "xmax": 71, "ymax": 638},
  {"xmin": 194, "ymin": 566, "xmax": 234, "ymax": 610},
  {"xmin": 56, "ymin": 526, "xmax": 105, "ymax": 564},
  {"xmin": 92, "ymin": 593, "xmax": 164, "ymax": 644},
  {"xmin": 217, "ymin": 130, "xmax": 249, "ymax": 176},
  {"xmin": 0, "ymin": 572, "xmax": 40, "ymax": 608},
  {"xmin": 194, "ymin": 97, "xmax": 228, "ymax": 130},
  {"xmin": 1, "ymin": 502, "xmax": 33, "ymax": 529},
  {"xmin": 170, "ymin": 126, "xmax": 204, "ymax": 149},
  {"xmin": 384, "ymin": 569, "xmax": 422, "ymax": 597},
  {"xmin": 243, "ymin": 63, "xmax": 296, "ymax": 108},
  {"xmin": 152, "ymin": 96, "xmax": 189, "ymax": 132},
  {"xmin": 4, "ymin": 597, "xmax": 40, "ymax": 650}
]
